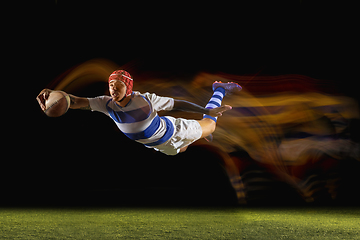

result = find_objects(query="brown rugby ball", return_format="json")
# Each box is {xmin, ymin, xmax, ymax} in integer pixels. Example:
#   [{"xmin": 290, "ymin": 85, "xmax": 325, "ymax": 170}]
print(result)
[{"xmin": 44, "ymin": 91, "xmax": 71, "ymax": 117}]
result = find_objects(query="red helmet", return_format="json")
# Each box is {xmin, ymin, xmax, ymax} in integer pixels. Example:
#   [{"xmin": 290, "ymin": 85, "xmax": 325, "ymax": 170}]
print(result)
[{"xmin": 108, "ymin": 70, "xmax": 133, "ymax": 96}]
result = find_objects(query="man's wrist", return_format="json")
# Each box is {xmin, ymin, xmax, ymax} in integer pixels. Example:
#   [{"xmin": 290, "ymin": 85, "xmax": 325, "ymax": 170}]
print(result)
[{"xmin": 204, "ymin": 108, "xmax": 211, "ymax": 115}]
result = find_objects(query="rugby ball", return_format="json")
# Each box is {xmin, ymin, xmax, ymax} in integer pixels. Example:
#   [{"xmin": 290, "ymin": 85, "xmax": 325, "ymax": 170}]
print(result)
[{"xmin": 44, "ymin": 91, "xmax": 71, "ymax": 117}]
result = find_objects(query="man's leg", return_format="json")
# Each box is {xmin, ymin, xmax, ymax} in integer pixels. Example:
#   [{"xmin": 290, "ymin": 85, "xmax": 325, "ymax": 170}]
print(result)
[
  {"xmin": 181, "ymin": 86, "xmax": 225, "ymax": 153},
  {"xmin": 198, "ymin": 84, "xmax": 226, "ymax": 139},
  {"xmin": 198, "ymin": 81, "xmax": 242, "ymax": 138},
  {"xmin": 180, "ymin": 81, "xmax": 241, "ymax": 152},
  {"xmin": 197, "ymin": 118, "xmax": 217, "ymax": 138}
]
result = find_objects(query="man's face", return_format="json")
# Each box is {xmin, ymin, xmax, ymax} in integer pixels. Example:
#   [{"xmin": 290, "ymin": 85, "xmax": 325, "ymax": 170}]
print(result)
[{"xmin": 109, "ymin": 80, "xmax": 127, "ymax": 102}]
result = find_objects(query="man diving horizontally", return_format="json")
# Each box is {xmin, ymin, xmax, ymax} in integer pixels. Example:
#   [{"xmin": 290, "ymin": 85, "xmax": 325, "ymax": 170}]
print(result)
[{"xmin": 37, "ymin": 70, "xmax": 242, "ymax": 155}]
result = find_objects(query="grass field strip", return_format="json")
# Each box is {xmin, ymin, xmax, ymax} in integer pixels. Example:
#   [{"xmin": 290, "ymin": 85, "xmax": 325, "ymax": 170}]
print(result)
[{"xmin": 0, "ymin": 207, "xmax": 359, "ymax": 239}]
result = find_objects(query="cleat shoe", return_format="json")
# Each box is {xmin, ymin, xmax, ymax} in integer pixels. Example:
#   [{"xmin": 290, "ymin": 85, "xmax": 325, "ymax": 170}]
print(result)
[{"xmin": 212, "ymin": 81, "xmax": 242, "ymax": 95}]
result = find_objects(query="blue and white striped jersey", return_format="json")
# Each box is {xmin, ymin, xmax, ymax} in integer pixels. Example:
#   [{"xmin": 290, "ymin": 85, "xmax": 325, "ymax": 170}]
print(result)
[{"xmin": 88, "ymin": 91, "xmax": 175, "ymax": 147}]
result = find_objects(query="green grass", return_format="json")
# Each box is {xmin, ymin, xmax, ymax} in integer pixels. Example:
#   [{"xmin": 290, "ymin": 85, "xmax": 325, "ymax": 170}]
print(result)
[{"xmin": 1, "ymin": 207, "xmax": 359, "ymax": 239}]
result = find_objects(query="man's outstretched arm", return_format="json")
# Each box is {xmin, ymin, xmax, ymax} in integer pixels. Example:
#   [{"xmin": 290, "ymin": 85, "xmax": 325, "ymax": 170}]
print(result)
[
  {"xmin": 36, "ymin": 89, "xmax": 91, "ymax": 111},
  {"xmin": 173, "ymin": 99, "xmax": 231, "ymax": 117},
  {"xmin": 68, "ymin": 94, "xmax": 91, "ymax": 110}
]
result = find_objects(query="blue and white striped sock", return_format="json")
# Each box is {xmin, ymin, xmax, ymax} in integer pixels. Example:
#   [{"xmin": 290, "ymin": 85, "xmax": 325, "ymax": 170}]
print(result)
[{"xmin": 203, "ymin": 87, "xmax": 225, "ymax": 122}]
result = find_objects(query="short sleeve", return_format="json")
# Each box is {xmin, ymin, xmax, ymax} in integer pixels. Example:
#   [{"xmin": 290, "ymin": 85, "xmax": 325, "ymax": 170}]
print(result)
[
  {"xmin": 88, "ymin": 95, "xmax": 112, "ymax": 115},
  {"xmin": 142, "ymin": 92, "xmax": 174, "ymax": 112}
]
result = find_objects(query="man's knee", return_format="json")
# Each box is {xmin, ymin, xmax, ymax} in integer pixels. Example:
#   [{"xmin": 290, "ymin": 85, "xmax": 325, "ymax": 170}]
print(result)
[
  {"xmin": 205, "ymin": 118, "xmax": 216, "ymax": 133},
  {"xmin": 209, "ymin": 120, "xmax": 216, "ymax": 133},
  {"xmin": 198, "ymin": 118, "xmax": 216, "ymax": 138}
]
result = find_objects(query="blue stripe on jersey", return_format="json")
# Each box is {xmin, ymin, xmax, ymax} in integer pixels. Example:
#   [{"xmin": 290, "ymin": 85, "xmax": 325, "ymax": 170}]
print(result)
[
  {"xmin": 106, "ymin": 98, "xmax": 151, "ymax": 123},
  {"xmin": 104, "ymin": 97, "xmax": 174, "ymax": 147},
  {"xmin": 123, "ymin": 116, "xmax": 174, "ymax": 147},
  {"xmin": 145, "ymin": 117, "xmax": 174, "ymax": 146},
  {"xmin": 123, "ymin": 115, "xmax": 161, "ymax": 140}
]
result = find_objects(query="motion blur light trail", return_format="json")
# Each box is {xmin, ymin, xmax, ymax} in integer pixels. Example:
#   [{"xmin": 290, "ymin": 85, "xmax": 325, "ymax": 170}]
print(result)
[
  {"xmin": 49, "ymin": 59, "xmax": 360, "ymax": 204},
  {"xmin": 135, "ymin": 72, "xmax": 359, "ymax": 203},
  {"xmin": 135, "ymin": 72, "xmax": 359, "ymax": 160},
  {"xmin": 48, "ymin": 58, "xmax": 119, "ymax": 92}
]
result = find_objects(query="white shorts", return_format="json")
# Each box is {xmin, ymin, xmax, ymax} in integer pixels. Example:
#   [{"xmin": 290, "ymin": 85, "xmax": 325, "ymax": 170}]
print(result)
[{"xmin": 149, "ymin": 116, "xmax": 202, "ymax": 155}]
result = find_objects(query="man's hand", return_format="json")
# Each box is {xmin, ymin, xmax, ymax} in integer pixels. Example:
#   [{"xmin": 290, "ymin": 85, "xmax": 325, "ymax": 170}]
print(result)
[
  {"xmin": 36, "ymin": 89, "xmax": 53, "ymax": 111},
  {"xmin": 36, "ymin": 89, "xmax": 91, "ymax": 111},
  {"xmin": 208, "ymin": 105, "xmax": 232, "ymax": 117}
]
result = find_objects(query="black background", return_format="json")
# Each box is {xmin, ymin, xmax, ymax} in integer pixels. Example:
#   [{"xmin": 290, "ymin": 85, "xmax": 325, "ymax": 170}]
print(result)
[{"xmin": 5, "ymin": 0, "xmax": 359, "ymax": 207}]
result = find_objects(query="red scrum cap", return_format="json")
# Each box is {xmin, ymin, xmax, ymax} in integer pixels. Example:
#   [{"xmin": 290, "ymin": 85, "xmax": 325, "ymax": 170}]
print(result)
[{"xmin": 109, "ymin": 70, "xmax": 133, "ymax": 96}]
